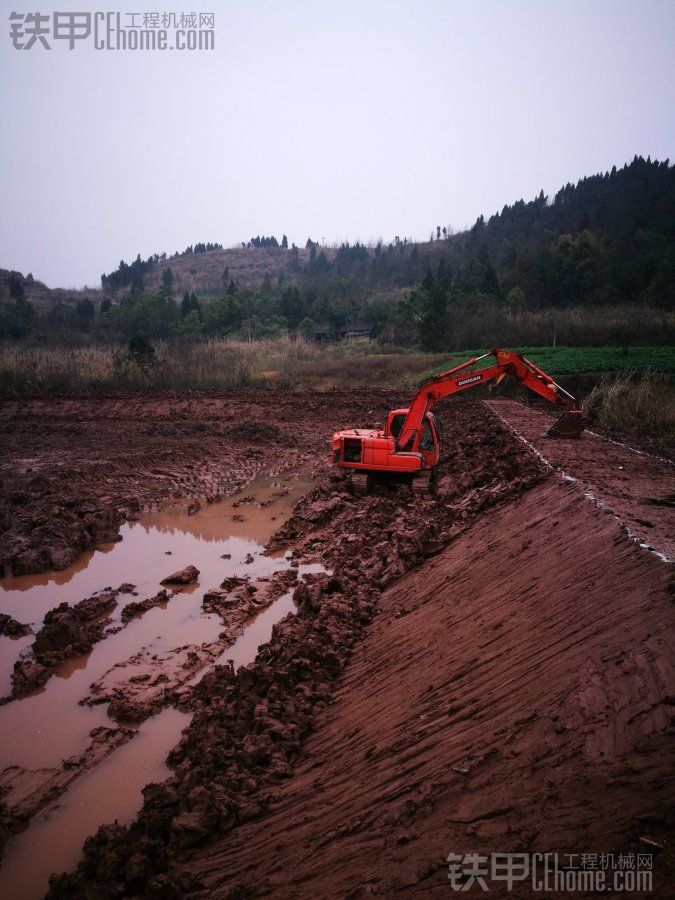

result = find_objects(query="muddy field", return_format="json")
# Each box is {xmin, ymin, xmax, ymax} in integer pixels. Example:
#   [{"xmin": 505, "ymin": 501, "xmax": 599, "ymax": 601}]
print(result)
[{"xmin": 0, "ymin": 389, "xmax": 673, "ymax": 898}]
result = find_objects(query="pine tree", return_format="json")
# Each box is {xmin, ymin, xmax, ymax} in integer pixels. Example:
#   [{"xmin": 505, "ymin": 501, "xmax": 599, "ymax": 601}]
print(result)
[
  {"xmin": 8, "ymin": 274, "xmax": 24, "ymax": 301},
  {"xmin": 418, "ymin": 270, "xmax": 449, "ymax": 351},
  {"xmin": 75, "ymin": 297, "xmax": 95, "ymax": 330}
]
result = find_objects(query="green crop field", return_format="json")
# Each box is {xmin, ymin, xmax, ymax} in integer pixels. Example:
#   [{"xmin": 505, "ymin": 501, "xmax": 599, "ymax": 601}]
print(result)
[{"xmin": 426, "ymin": 346, "xmax": 675, "ymax": 378}]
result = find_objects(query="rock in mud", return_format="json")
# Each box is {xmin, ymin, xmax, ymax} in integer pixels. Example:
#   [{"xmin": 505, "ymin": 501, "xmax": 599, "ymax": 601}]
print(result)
[
  {"xmin": 161, "ymin": 565, "xmax": 200, "ymax": 585},
  {"xmin": 0, "ymin": 614, "xmax": 32, "ymax": 637},
  {"xmin": 121, "ymin": 589, "xmax": 171, "ymax": 623}
]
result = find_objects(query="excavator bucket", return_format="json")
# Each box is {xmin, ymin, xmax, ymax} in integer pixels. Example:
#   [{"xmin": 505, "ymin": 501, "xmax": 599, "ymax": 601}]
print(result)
[{"xmin": 546, "ymin": 409, "xmax": 584, "ymax": 439}]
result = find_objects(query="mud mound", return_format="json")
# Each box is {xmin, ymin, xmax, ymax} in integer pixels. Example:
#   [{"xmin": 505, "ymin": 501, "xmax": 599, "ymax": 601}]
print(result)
[
  {"xmin": 120, "ymin": 589, "xmax": 171, "ymax": 623},
  {"xmin": 11, "ymin": 589, "xmax": 123, "ymax": 698},
  {"xmin": 222, "ymin": 420, "xmax": 296, "ymax": 446},
  {"xmin": 0, "ymin": 488, "xmax": 122, "ymax": 577},
  {"xmin": 0, "ymin": 615, "xmax": 31, "ymax": 637},
  {"xmin": 203, "ymin": 570, "xmax": 298, "ymax": 622}
]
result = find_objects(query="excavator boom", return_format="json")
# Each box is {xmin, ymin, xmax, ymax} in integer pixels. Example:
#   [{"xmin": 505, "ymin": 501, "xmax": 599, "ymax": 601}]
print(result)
[
  {"xmin": 396, "ymin": 348, "xmax": 581, "ymax": 451},
  {"xmin": 331, "ymin": 347, "xmax": 582, "ymax": 481}
]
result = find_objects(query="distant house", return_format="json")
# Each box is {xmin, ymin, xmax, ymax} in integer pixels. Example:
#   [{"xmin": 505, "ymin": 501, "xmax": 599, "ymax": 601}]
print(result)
[
  {"xmin": 339, "ymin": 322, "xmax": 374, "ymax": 340},
  {"xmin": 313, "ymin": 322, "xmax": 333, "ymax": 342}
]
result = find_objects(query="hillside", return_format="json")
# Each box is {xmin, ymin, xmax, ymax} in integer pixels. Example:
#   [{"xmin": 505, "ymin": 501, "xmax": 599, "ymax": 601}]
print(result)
[
  {"xmin": 116, "ymin": 244, "xmax": 335, "ymax": 296},
  {"xmin": 0, "ymin": 270, "xmax": 100, "ymax": 312},
  {"xmin": 97, "ymin": 155, "xmax": 674, "ymax": 309},
  {"xmin": 1, "ymin": 156, "xmax": 673, "ymax": 349}
]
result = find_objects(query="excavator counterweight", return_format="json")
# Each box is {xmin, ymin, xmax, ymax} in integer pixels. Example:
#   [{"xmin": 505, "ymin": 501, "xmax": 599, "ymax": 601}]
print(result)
[{"xmin": 331, "ymin": 348, "xmax": 583, "ymax": 481}]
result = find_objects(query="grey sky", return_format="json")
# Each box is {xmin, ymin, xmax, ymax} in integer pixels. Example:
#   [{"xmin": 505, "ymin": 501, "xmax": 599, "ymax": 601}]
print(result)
[{"xmin": 1, "ymin": 0, "xmax": 673, "ymax": 288}]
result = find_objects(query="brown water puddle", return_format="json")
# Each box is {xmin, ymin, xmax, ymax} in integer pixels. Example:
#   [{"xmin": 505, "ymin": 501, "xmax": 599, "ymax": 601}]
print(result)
[
  {"xmin": 0, "ymin": 707, "xmax": 190, "ymax": 900},
  {"xmin": 0, "ymin": 471, "xmax": 319, "ymax": 898}
]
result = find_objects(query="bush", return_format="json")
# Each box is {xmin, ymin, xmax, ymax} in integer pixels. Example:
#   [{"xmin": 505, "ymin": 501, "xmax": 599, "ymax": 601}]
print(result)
[{"xmin": 127, "ymin": 334, "xmax": 156, "ymax": 367}]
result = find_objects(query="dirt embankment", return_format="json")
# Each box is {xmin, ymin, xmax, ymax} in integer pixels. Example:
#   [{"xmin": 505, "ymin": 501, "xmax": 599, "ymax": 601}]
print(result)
[
  {"xmin": 179, "ymin": 478, "xmax": 673, "ymax": 898},
  {"xmin": 488, "ymin": 398, "xmax": 674, "ymax": 560}
]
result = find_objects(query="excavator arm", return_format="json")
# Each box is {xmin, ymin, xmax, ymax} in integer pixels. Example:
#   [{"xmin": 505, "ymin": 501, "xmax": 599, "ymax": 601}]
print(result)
[{"xmin": 396, "ymin": 348, "xmax": 582, "ymax": 451}]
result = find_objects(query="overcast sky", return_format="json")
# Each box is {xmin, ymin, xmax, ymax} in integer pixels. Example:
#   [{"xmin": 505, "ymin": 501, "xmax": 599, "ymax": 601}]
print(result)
[{"xmin": 1, "ymin": 0, "xmax": 673, "ymax": 288}]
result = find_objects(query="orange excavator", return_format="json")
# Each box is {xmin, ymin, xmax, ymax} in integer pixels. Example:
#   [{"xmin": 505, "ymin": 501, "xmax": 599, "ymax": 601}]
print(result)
[{"xmin": 331, "ymin": 348, "xmax": 583, "ymax": 487}]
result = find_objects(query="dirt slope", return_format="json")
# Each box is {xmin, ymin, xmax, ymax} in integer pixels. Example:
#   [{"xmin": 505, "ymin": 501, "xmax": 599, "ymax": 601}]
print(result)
[
  {"xmin": 176, "ymin": 476, "xmax": 673, "ymax": 897},
  {"xmin": 488, "ymin": 399, "xmax": 674, "ymax": 561}
]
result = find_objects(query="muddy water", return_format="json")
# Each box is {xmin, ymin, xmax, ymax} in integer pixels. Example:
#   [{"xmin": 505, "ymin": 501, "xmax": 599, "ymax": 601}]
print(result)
[
  {"xmin": 0, "ymin": 472, "xmax": 317, "ymax": 898},
  {"xmin": 0, "ymin": 707, "xmax": 190, "ymax": 900}
]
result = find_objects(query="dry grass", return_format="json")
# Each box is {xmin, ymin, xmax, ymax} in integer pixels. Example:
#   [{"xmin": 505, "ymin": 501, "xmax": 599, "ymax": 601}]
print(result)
[
  {"xmin": 586, "ymin": 370, "xmax": 675, "ymax": 440},
  {"xmin": 0, "ymin": 338, "xmax": 437, "ymax": 396},
  {"xmin": 278, "ymin": 350, "xmax": 448, "ymax": 389}
]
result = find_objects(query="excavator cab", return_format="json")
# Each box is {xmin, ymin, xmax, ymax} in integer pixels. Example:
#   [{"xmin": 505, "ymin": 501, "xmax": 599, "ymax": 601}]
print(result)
[{"xmin": 385, "ymin": 410, "xmax": 442, "ymax": 469}]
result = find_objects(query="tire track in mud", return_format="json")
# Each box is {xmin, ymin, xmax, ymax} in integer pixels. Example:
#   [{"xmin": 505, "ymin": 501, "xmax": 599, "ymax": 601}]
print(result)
[{"xmin": 0, "ymin": 390, "xmax": 394, "ymax": 577}]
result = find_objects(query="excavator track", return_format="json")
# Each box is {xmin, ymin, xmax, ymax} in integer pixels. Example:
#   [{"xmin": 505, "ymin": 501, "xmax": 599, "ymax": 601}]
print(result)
[{"xmin": 349, "ymin": 471, "xmax": 436, "ymax": 496}]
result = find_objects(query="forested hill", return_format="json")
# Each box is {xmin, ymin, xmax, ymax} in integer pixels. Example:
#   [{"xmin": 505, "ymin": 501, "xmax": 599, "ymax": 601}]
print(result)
[
  {"xmin": 1, "ymin": 156, "xmax": 673, "ymax": 348},
  {"xmin": 94, "ymin": 155, "xmax": 673, "ymax": 309},
  {"xmin": 437, "ymin": 154, "xmax": 674, "ymax": 309}
]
